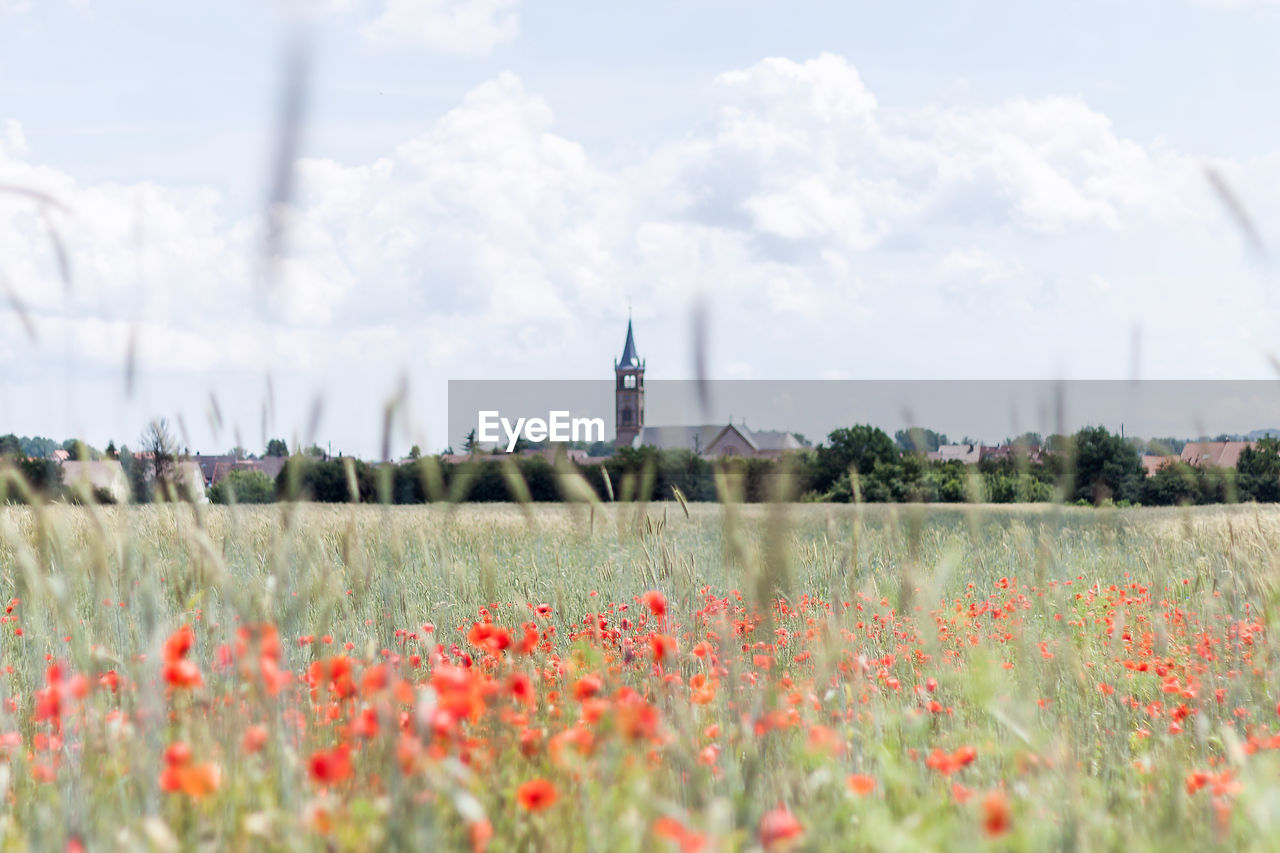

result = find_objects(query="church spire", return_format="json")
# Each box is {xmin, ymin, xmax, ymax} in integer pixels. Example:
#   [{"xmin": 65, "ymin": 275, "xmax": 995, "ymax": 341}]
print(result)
[
  {"xmin": 615, "ymin": 317, "xmax": 644, "ymax": 448},
  {"xmin": 618, "ymin": 318, "xmax": 641, "ymax": 369}
]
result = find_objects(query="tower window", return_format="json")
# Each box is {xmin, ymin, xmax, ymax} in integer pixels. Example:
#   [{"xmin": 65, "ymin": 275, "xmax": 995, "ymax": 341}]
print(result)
[
  {"xmin": 621, "ymin": 408, "xmax": 633, "ymax": 425},
  {"xmin": 624, "ymin": 374, "xmax": 637, "ymax": 389}
]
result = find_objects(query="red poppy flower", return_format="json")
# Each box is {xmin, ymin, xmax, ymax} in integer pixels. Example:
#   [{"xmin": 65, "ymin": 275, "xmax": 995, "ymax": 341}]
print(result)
[
  {"xmin": 242, "ymin": 725, "xmax": 269, "ymax": 754},
  {"xmin": 981, "ymin": 790, "xmax": 1012, "ymax": 837},
  {"xmin": 654, "ymin": 816, "xmax": 707, "ymax": 852},
  {"xmin": 758, "ymin": 805, "xmax": 803, "ymax": 850},
  {"xmin": 469, "ymin": 818, "xmax": 493, "ymax": 853},
  {"xmin": 847, "ymin": 774, "xmax": 876, "ymax": 796},
  {"xmin": 507, "ymin": 672, "xmax": 535, "ymax": 705},
  {"xmin": 162, "ymin": 658, "xmax": 203, "ymax": 689},
  {"xmin": 515, "ymin": 626, "xmax": 540, "ymax": 654},
  {"xmin": 308, "ymin": 745, "xmax": 353, "ymax": 785},
  {"xmin": 573, "ymin": 675, "xmax": 603, "ymax": 701},
  {"xmin": 163, "ymin": 625, "xmax": 194, "ymax": 664},
  {"xmin": 516, "ymin": 778, "xmax": 558, "ymax": 812},
  {"xmin": 642, "ymin": 591, "xmax": 668, "ymax": 618},
  {"xmin": 168, "ymin": 763, "xmax": 221, "ymax": 798},
  {"xmin": 159, "ymin": 742, "xmax": 220, "ymax": 798},
  {"xmin": 161, "ymin": 624, "xmax": 203, "ymax": 689}
]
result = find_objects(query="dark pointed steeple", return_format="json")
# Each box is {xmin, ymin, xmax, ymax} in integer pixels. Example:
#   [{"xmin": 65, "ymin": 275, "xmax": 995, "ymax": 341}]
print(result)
[
  {"xmin": 614, "ymin": 316, "xmax": 645, "ymax": 448},
  {"xmin": 618, "ymin": 318, "xmax": 641, "ymax": 369}
]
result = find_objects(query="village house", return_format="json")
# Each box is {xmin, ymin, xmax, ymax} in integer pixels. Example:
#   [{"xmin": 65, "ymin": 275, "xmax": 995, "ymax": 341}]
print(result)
[
  {"xmin": 56, "ymin": 454, "xmax": 207, "ymax": 502},
  {"xmin": 1179, "ymin": 441, "xmax": 1255, "ymax": 468},
  {"xmin": 1141, "ymin": 455, "xmax": 1169, "ymax": 477},
  {"xmin": 926, "ymin": 444, "xmax": 995, "ymax": 464},
  {"xmin": 630, "ymin": 423, "xmax": 804, "ymax": 459},
  {"xmin": 1140, "ymin": 440, "xmax": 1258, "ymax": 477},
  {"xmin": 518, "ymin": 447, "xmax": 612, "ymax": 465},
  {"xmin": 124, "ymin": 452, "xmax": 208, "ymax": 501},
  {"xmin": 925, "ymin": 443, "xmax": 1051, "ymax": 465},
  {"xmin": 191, "ymin": 454, "xmax": 288, "ymax": 488},
  {"xmin": 60, "ymin": 460, "xmax": 130, "ymax": 504}
]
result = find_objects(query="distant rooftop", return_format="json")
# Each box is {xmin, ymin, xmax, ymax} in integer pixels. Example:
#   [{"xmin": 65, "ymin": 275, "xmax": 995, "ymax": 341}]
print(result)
[{"xmin": 632, "ymin": 424, "xmax": 803, "ymax": 456}]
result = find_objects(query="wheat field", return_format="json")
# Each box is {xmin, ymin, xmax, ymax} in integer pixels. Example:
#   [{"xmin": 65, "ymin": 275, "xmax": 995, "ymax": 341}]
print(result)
[{"xmin": 1, "ymin": 501, "xmax": 1277, "ymax": 850}]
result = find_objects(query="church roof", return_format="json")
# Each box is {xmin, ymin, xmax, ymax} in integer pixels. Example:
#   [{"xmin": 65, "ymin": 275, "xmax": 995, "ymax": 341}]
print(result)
[
  {"xmin": 633, "ymin": 425, "xmax": 731, "ymax": 453},
  {"xmin": 747, "ymin": 429, "xmax": 805, "ymax": 452},
  {"xmin": 617, "ymin": 319, "xmax": 641, "ymax": 369},
  {"xmin": 632, "ymin": 424, "xmax": 804, "ymax": 454}
]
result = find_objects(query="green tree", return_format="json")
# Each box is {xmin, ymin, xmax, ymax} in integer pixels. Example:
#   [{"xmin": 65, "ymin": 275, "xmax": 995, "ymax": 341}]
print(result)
[
  {"xmin": 265, "ymin": 438, "xmax": 289, "ymax": 458},
  {"xmin": 62, "ymin": 438, "xmax": 97, "ymax": 461},
  {"xmin": 104, "ymin": 440, "xmax": 118, "ymax": 459},
  {"xmin": 1139, "ymin": 460, "xmax": 1200, "ymax": 506},
  {"xmin": 1072, "ymin": 426, "xmax": 1143, "ymax": 505},
  {"xmin": 815, "ymin": 425, "xmax": 898, "ymax": 494},
  {"xmin": 0, "ymin": 435, "xmax": 21, "ymax": 457},
  {"xmin": 929, "ymin": 459, "xmax": 969, "ymax": 502},
  {"xmin": 894, "ymin": 427, "xmax": 948, "ymax": 453},
  {"xmin": 1146, "ymin": 437, "xmax": 1187, "ymax": 456},
  {"xmin": 408, "ymin": 444, "xmax": 422, "ymax": 460},
  {"xmin": 1237, "ymin": 437, "xmax": 1280, "ymax": 502},
  {"xmin": 21, "ymin": 436, "xmax": 59, "ymax": 458},
  {"xmin": 13, "ymin": 457, "xmax": 62, "ymax": 500},
  {"xmin": 118, "ymin": 444, "xmax": 148, "ymax": 503},
  {"xmin": 463, "ymin": 429, "xmax": 480, "ymax": 454},
  {"xmin": 1046, "ymin": 434, "xmax": 1072, "ymax": 453},
  {"xmin": 208, "ymin": 470, "xmax": 276, "ymax": 504},
  {"xmin": 277, "ymin": 457, "xmax": 376, "ymax": 503},
  {"xmin": 140, "ymin": 418, "xmax": 179, "ymax": 500}
]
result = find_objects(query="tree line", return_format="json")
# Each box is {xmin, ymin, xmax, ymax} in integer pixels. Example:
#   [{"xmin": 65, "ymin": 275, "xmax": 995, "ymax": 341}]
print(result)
[
  {"xmin": 6, "ymin": 422, "xmax": 1280, "ymax": 507},
  {"xmin": 0, "ymin": 421, "xmax": 298, "ymax": 505},
  {"xmin": 232, "ymin": 424, "xmax": 1278, "ymax": 506}
]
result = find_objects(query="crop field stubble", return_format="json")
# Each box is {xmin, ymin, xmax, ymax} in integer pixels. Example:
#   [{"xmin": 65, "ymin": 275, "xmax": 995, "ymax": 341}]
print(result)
[{"xmin": 1, "ymin": 501, "xmax": 1279, "ymax": 850}]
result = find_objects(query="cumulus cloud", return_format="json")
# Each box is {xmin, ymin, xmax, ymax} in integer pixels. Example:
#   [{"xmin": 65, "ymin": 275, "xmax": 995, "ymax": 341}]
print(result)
[
  {"xmin": 0, "ymin": 55, "xmax": 1223, "ymax": 352},
  {"xmin": 290, "ymin": 73, "xmax": 627, "ymax": 332},
  {"xmin": 1, "ymin": 53, "xmax": 1274, "ymax": 451},
  {"xmin": 680, "ymin": 56, "xmax": 1198, "ymax": 248},
  {"xmin": 361, "ymin": 0, "xmax": 520, "ymax": 56},
  {"xmin": 939, "ymin": 247, "xmax": 1023, "ymax": 285},
  {"xmin": 1, "ymin": 120, "xmax": 26, "ymax": 158}
]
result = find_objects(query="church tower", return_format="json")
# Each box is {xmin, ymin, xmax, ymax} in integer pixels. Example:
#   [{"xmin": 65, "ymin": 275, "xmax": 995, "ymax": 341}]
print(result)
[{"xmin": 614, "ymin": 318, "xmax": 644, "ymax": 448}]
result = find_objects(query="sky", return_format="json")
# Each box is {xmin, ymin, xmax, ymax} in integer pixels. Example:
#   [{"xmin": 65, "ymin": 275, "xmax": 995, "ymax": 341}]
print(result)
[{"xmin": 3, "ymin": 0, "xmax": 1280, "ymax": 456}]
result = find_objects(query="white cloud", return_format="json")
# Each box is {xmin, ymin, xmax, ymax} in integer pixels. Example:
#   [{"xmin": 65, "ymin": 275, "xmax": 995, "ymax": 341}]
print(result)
[
  {"xmin": 1, "ymin": 53, "xmax": 1276, "ymax": 452},
  {"xmin": 361, "ymin": 0, "xmax": 520, "ymax": 56},
  {"xmin": 1, "ymin": 120, "xmax": 26, "ymax": 158},
  {"xmin": 939, "ymin": 247, "xmax": 1022, "ymax": 284},
  {"xmin": 715, "ymin": 54, "xmax": 879, "ymax": 126},
  {"xmin": 0, "ymin": 56, "xmax": 1221, "ymax": 352},
  {"xmin": 689, "ymin": 57, "xmax": 1196, "ymax": 245}
]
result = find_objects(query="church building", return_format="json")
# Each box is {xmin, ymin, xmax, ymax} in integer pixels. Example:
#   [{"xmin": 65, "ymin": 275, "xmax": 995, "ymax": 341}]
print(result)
[{"xmin": 612, "ymin": 321, "xmax": 803, "ymax": 459}]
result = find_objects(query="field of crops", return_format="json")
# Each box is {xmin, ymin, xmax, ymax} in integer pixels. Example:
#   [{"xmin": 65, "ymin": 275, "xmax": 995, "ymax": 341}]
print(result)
[{"xmin": 1, "ymin": 501, "xmax": 1278, "ymax": 850}]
